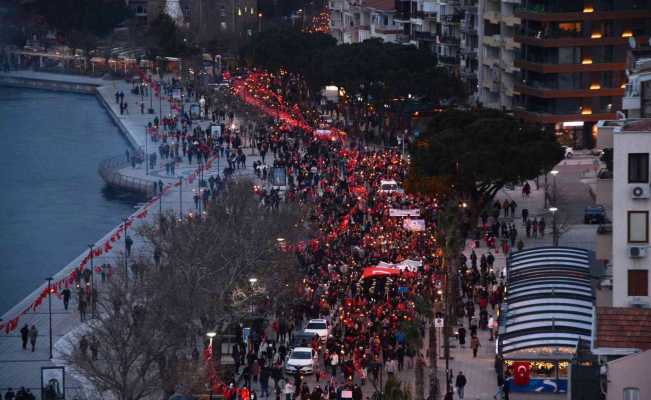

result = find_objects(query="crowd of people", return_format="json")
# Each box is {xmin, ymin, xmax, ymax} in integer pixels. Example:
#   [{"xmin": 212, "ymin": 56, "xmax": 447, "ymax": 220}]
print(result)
[{"xmin": 200, "ymin": 71, "xmax": 464, "ymax": 400}]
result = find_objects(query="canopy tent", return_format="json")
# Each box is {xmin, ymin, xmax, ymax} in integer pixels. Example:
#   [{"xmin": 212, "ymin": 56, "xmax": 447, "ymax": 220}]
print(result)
[{"xmin": 498, "ymin": 247, "xmax": 595, "ymax": 393}]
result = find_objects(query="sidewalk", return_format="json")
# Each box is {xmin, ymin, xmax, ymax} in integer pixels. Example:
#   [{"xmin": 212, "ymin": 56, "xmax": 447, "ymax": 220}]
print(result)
[{"xmin": 439, "ymin": 171, "xmax": 598, "ymax": 400}]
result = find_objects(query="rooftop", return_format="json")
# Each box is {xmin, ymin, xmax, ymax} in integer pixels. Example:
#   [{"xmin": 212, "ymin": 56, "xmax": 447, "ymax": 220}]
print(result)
[
  {"xmin": 621, "ymin": 118, "xmax": 651, "ymax": 132},
  {"xmin": 595, "ymin": 307, "xmax": 651, "ymax": 350}
]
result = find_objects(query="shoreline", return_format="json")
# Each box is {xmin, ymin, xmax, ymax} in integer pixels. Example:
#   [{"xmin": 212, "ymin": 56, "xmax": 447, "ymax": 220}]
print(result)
[{"xmin": 0, "ymin": 71, "xmax": 153, "ymax": 322}]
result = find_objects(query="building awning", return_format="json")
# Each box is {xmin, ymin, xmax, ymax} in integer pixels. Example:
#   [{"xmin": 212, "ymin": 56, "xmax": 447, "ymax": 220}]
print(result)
[{"xmin": 500, "ymin": 247, "xmax": 595, "ymax": 357}]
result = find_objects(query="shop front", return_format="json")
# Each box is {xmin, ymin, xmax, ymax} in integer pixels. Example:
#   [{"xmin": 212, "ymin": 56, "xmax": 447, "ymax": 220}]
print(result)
[{"xmin": 498, "ymin": 247, "xmax": 595, "ymax": 394}]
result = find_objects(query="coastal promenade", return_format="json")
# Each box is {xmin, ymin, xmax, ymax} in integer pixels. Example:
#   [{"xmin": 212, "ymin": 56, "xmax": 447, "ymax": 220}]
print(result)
[{"xmin": 0, "ymin": 71, "xmax": 260, "ymax": 399}]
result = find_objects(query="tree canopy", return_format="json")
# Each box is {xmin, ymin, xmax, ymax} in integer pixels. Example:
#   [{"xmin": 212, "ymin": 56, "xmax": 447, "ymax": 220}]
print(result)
[
  {"xmin": 32, "ymin": 0, "xmax": 131, "ymax": 37},
  {"xmin": 145, "ymin": 13, "xmax": 196, "ymax": 58},
  {"xmin": 408, "ymin": 109, "xmax": 564, "ymax": 206},
  {"xmin": 242, "ymin": 33, "xmax": 464, "ymax": 104}
]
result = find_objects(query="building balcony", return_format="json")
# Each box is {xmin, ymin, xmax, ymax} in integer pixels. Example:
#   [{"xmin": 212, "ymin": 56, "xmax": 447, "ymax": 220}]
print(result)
[
  {"xmin": 515, "ymin": 34, "xmax": 650, "ymax": 48},
  {"xmin": 514, "ymin": 59, "xmax": 626, "ymax": 74},
  {"xmin": 482, "ymin": 35, "xmax": 502, "ymax": 47},
  {"xmin": 438, "ymin": 55, "xmax": 460, "ymax": 65},
  {"xmin": 513, "ymin": 82, "xmax": 625, "ymax": 99},
  {"xmin": 502, "ymin": 15, "xmax": 520, "ymax": 26},
  {"xmin": 482, "ymin": 55, "xmax": 499, "ymax": 67},
  {"xmin": 415, "ymin": 31, "xmax": 436, "ymax": 41},
  {"xmin": 504, "ymin": 37, "xmax": 520, "ymax": 50},
  {"xmin": 483, "ymin": 11, "xmax": 500, "ymax": 24},
  {"xmin": 438, "ymin": 36, "xmax": 460, "ymax": 46},
  {"xmin": 622, "ymin": 96, "xmax": 640, "ymax": 112},
  {"xmin": 514, "ymin": 9, "xmax": 651, "ymax": 23},
  {"xmin": 513, "ymin": 108, "xmax": 617, "ymax": 124}
]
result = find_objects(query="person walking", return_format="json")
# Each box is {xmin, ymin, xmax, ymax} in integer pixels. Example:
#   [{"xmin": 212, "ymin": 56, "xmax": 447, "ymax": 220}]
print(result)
[
  {"xmin": 62, "ymin": 287, "xmax": 71, "ymax": 310},
  {"xmin": 455, "ymin": 371, "xmax": 467, "ymax": 400},
  {"xmin": 4, "ymin": 388, "xmax": 15, "ymax": 400},
  {"xmin": 28, "ymin": 325, "xmax": 38, "ymax": 352},
  {"xmin": 470, "ymin": 335, "xmax": 481, "ymax": 358},
  {"xmin": 329, "ymin": 351, "xmax": 339, "ymax": 377},
  {"xmin": 20, "ymin": 324, "xmax": 29, "ymax": 350},
  {"xmin": 457, "ymin": 326, "xmax": 466, "ymax": 348}
]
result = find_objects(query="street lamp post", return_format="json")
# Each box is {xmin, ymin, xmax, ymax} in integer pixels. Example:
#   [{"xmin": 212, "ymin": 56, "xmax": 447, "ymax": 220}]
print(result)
[
  {"xmin": 550, "ymin": 207, "xmax": 559, "ymax": 247},
  {"xmin": 550, "ymin": 170, "xmax": 559, "ymax": 246},
  {"xmin": 179, "ymin": 176, "xmax": 183, "ymax": 219},
  {"xmin": 46, "ymin": 277, "xmax": 53, "ymax": 359},
  {"xmin": 122, "ymin": 217, "xmax": 129, "ymax": 287},
  {"xmin": 145, "ymin": 125, "xmax": 149, "ymax": 176},
  {"xmin": 88, "ymin": 243, "xmax": 95, "ymax": 319}
]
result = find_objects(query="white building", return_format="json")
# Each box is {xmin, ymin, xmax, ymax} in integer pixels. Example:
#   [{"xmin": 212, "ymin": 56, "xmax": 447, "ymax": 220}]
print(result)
[
  {"xmin": 611, "ymin": 119, "xmax": 651, "ymax": 307},
  {"xmin": 329, "ymin": 0, "xmax": 401, "ymax": 44},
  {"xmin": 623, "ymin": 45, "xmax": 651, "ymax": 119},
  {"xmin": 477, "ymin": 0, "xmax": 519, "ymax": 109}
]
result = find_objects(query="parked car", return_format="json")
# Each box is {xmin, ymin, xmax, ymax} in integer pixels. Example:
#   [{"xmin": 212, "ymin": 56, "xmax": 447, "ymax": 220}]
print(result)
[
  {"xmin": 584, "ymin": 205, "xmax": 607, "ymax": 224},
  {"xmin": 304, "ymin": 319, "xmax": 330, "ymax": 342},
  {"xmin": 563, "ymin": 146, "xmax": 574, "ymax": 158},
  {"xmin": 285, "ymin": 347, "xmax": 317, "ymax": 375}
]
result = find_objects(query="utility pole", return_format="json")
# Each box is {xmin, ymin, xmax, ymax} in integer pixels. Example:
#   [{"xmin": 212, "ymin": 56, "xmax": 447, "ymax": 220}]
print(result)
[
  {"xmin": 550, "ymin": 169, "xmax": 559, "ymax": 246},
  {"xmin": 179, "ymin": 176, "xmax": 183, "ymax": 219},
  {"xmin": 145, "ymin": 125, "xmax": 149, "ymax": 175},
  {"xmin": 46, "ymin": 277, "xmax": 53, "ymax": 360},
  {"xmin": 88, "ymin": 243, "xmax": 95, "ymax": 319},
  {"xmin": 122, "ymin": 217, "xmax": 129, "ymax": 287}
]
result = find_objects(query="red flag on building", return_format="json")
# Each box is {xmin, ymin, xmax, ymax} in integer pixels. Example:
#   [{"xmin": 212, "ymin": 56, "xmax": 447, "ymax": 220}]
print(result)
[{"xmin": 512, "ymin": 361, "xmax": 531, "ymax": 386}]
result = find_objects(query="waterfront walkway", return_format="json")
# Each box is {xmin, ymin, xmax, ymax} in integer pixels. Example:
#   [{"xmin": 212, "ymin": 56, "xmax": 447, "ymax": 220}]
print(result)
[{"xmin": 0, "ymin": 73, "xmax": 265, "ymax": 398}]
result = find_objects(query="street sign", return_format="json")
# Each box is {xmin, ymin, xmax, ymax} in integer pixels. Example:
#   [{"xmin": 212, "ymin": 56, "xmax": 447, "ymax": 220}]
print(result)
[{"xmin": 434, "ymin": 318, "xmax": 444, "ymax": 328}]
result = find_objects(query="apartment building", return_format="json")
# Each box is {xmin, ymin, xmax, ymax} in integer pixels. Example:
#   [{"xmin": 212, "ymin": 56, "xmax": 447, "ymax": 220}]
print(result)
[
  {"xmin": 610, "ymin": 119, "xmax": 651, "ymax": 307},
  {"xmin": 623, "ymin": 43, "xmax": 651, "ymax": 118},
  {"xmin": 512, "ymin": 0, "xmax": 651, "ymax": 148},
  {"xmin": 477, "ymin": 0, "xmax": 520, "ymax": 110},
  {"xmin": 459, "ymin": 0, "xmax": 479, "ymax": 92},
  {"xmin": 190, "ymin": 0, "xmax": 258, "ymax": 42},
  {"xmin": 330, "ymin": 0, "xmax": 401, "ymax": 44}
]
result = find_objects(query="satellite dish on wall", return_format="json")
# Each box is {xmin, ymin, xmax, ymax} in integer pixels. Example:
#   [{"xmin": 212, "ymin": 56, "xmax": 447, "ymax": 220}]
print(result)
[{"xmin": 629, "ymin": 36, "xmax": 636, "ymax": 49}]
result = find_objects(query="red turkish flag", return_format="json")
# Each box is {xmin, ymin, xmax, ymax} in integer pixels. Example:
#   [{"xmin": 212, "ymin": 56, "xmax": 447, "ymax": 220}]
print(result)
[{"xmin": 512, "ymin": 361, "xmax": 531, "ymax": 386}]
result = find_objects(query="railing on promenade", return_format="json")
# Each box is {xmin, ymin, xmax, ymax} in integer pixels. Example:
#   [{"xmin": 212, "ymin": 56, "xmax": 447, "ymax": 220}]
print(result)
[{"xmin": 98, "ymin": 151, "xmax": 156, "ymax": 197}]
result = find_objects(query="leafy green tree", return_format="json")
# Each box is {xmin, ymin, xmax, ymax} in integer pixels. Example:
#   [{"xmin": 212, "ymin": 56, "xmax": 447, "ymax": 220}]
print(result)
[{"xmin": 408, "ymin": 109, "xmax": 563, "ymax": 208}]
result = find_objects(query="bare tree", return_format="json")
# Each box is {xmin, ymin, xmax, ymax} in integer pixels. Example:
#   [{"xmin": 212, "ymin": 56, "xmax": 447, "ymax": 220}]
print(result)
[
  {"xmin": 66, "ymin": 179, "xmax": 308, "ymax": 398},
  {"xmin": 61, "ymin": 280, "xmax": 181, "ymax": 400}
]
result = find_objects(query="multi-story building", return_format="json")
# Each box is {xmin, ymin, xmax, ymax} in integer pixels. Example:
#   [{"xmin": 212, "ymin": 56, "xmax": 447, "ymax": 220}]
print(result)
[
  {"xmin": 459, "ymin": 0, "xmax": 479, "ymax": 94},
  {"xmin": 434, "ymin": 0, "xmax": 462, "ymax": 71},
  {"xmin": 394, "ymin": 0, "xmax": 435, "ymax": 48},
  {"xmin": 512, "ymin": 0, "xmax": 651, "ymax": 148},
  {"xmin": 190, "ymin": 0, "xmax": 258, "ymax": 42},
  {"xmin": 477, "ymin": 0, "xmax": 520, "ymax": 110},
  {"xmin": 623, "ymin": 43, "xmax": 651, "ymax": 118},
  {"xmin": 330, "ymin": 0, "xmax": 401, "ymax": 43},
  {"xmin": 611, "ymin": 118, "xmax": 651, "ymax": 308}
]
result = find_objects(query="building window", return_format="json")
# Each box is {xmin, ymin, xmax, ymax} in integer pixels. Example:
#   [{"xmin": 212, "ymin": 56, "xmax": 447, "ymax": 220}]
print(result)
[
  {"xmin": 628, "ymin": 211, "xmax": 649, "ymax": 243},
  {"xmin": 628, "ymin": 153, "xmax": 649, "ymax": 183},
  {"xmin": 628, "ymin": 270, "xmax": 648, "ymax": 296},
  {"xmin": 624, "ymin": 387, "xmax": 640, "ymax": 400}
]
